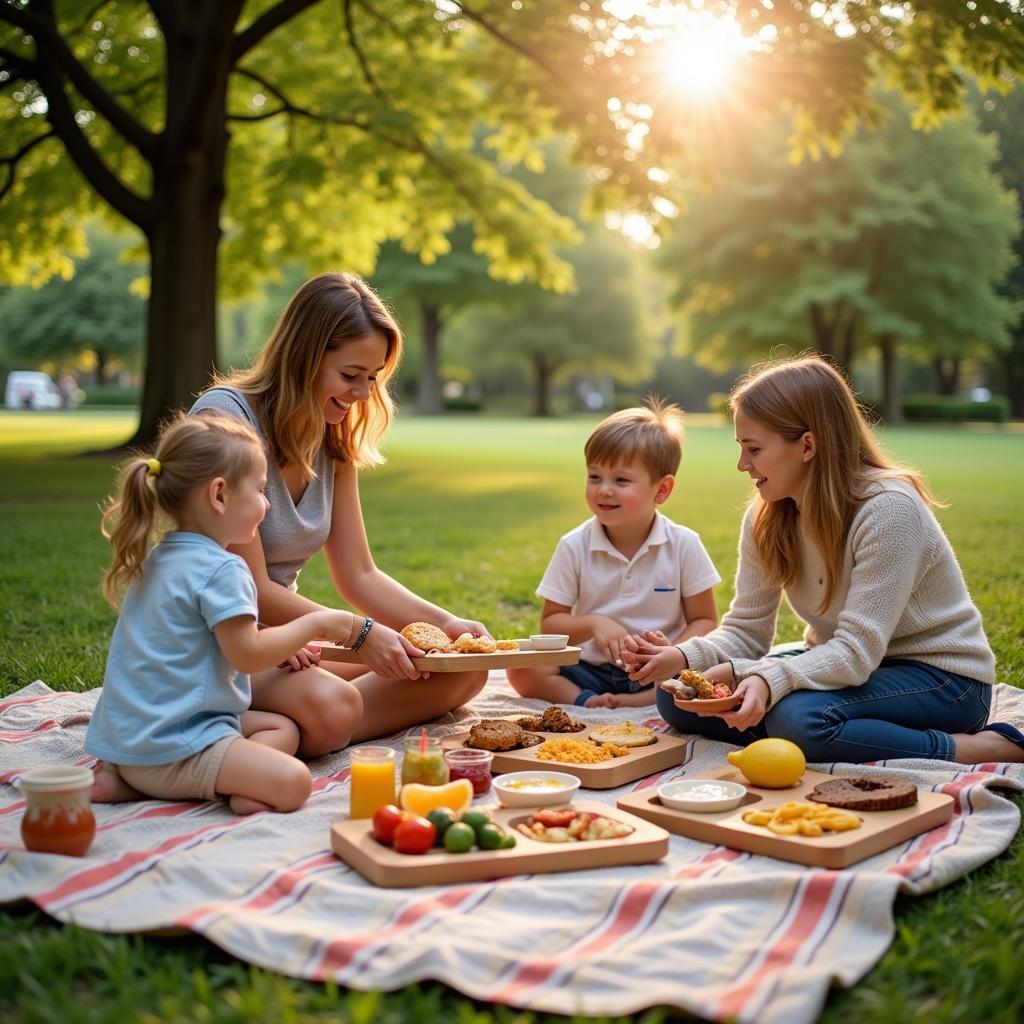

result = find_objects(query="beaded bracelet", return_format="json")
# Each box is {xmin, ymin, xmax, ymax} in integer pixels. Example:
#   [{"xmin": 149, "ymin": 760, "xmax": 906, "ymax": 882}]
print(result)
[{"xmin": 350, "ymin": 616, "xmax": 374, "ymax": 651}]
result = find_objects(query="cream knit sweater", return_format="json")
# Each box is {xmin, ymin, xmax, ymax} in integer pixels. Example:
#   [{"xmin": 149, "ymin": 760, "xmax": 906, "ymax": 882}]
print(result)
[{"xmin": 679, "ymin": 480, "xmax": 996, "ymax": 707}]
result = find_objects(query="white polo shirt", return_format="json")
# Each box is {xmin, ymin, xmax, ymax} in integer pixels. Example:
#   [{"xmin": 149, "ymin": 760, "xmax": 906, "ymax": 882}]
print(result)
[{"xmin": 536, "ymin": 512, "xmax": 721, "ymax": 666}]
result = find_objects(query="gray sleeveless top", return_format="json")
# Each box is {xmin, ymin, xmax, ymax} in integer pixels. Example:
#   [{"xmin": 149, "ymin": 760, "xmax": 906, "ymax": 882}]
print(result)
[{"xmin": 189, "ymin": 387, "xmax": 334, "ymax": 591}]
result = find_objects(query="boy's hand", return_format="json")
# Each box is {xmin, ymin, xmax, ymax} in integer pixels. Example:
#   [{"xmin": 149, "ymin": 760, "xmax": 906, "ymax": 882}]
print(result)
[
  {"xmin": 623, "ymin": 639, "xmax": 686, "ymax": 686},
  {"xmin": 589, "ymin": 615, "xmax": 631, "ymax": 667}
]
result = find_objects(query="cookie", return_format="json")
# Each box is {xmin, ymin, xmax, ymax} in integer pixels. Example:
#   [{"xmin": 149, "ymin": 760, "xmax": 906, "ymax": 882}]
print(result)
[{"xmin": 400, "ymin": 621, "xmax": 453, "ymax": 652}]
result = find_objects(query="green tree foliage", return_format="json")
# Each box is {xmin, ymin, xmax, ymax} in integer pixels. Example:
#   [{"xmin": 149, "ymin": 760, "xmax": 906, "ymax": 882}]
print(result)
[
  {"xmin": 976, "ymin": 84, "xmax": 1024, "ymax": 417},
  {"xmin": 3, "ymin": 1, "xmax": 1023, "ymax": 442},
  {"xmin": 657, "ymin": 95, "xmax": 1019, "ymax": 421},
  {"xmin": 0, "ymin": 227, "xmax": 144, "ymax": 384},
  {"xmin": 449, "ymin": 220, "xmax": 651, "ymax": 416}
]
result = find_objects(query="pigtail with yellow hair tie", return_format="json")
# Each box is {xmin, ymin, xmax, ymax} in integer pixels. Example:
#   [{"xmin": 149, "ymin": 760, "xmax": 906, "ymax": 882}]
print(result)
[{"xmin": 145, "ymin": 458, "xmax": 162, "ymax": 478}]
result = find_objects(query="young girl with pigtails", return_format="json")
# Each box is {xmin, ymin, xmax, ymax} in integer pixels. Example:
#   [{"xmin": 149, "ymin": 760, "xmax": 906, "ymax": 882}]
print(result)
[{"xmin": 87, "ymin": 410, "xmax": 365, "ymax": 815}]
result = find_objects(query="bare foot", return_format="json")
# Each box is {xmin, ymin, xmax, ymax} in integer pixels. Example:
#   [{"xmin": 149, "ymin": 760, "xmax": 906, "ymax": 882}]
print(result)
[
  {"xmin": 584, "ymin": 693, "xmax": 618, "ymax": 708},
  {"xmin": 90, "ymin": 762, "xmax": 146, "ymax": 803},
  {"xmin": 228, "ymin": 794, "xmax": 275, "ymax": 815},
  {"xmin": 953, "ymin": 731, "xmax": 1024, "ymax": 764}
]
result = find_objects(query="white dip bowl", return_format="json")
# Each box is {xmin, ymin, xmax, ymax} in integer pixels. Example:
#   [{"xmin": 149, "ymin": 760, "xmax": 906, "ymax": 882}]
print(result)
[
  {"xmin": 529, "ymin": 634, "xmax": 570, "ymax": 652},
  {"xmin": 493, "ymin": 770, "xmax": 580, "ymax": 808},
  {"xmin": 658, "ymin": 779, "xmax": 748, "ymax": 813}
]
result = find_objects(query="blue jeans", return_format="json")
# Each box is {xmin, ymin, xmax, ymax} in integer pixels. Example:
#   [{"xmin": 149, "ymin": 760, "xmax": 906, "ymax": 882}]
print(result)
[
  {"xmin": 656, "ymin": 654, "xmax": 995, "ymax": 763},
  {"xmin": 559, "ymin": 661, "xmax": 646, "ymax": 707}
]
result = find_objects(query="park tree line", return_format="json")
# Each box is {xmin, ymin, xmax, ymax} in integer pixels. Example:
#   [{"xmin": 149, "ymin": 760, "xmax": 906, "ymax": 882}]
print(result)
[{"xmin": 2, "ymin": 2, "xmax": 1024, "ymax": 431}]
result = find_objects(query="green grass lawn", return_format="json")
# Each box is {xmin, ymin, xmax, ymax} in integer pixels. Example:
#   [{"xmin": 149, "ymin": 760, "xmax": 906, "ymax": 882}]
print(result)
[{"xmin": 1, "ymin": 409, "xmax": 1022, "ymax": 1023}]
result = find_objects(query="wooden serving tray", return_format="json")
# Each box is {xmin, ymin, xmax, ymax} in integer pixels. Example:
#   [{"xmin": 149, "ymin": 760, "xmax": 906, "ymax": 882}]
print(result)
[
  {"xmin": 315, "ymin": 642, "xmax": 582, "ymax": 672},
  {"xmin": 444, "ymin": 726, "xmax": 688, "ymax": 789},
  {"xmin": 616, "ymin": 767, "xmax": 954, "ymax": 869},
  {"xmin": 330, "ymin": 800, "xmax": 669, "ymax": 887}
]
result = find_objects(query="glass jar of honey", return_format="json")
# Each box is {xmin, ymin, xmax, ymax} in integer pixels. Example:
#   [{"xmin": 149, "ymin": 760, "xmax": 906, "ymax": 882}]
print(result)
[{"xmin": 18, "ymin": 766, "xmax": 96, "ymax": 857}]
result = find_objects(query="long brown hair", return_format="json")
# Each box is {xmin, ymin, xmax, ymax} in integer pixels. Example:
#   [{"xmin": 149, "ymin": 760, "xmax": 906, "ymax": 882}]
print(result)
[
  {"xmin": 100, "ymin": 411, "xmax": 262, "ymax": 607},
  {"xmin": 731, "ymin": 356, "xmax": 937, "ymax": 612},
  {"xmin": 213, "ymin": 271, "xmax": 402, "ymax": 478}
]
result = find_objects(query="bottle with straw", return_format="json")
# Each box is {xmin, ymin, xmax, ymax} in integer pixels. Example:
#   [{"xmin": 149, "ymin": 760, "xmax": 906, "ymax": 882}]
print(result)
[{"xmin": 400, "ymin": 727, "xmax": 450, "ymax": 786}]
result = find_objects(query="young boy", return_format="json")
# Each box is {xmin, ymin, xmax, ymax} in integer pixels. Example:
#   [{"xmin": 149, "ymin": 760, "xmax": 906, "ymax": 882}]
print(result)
[{"xmin": 508, "ymin": 398, "xmax": 720, "ymax": 708}]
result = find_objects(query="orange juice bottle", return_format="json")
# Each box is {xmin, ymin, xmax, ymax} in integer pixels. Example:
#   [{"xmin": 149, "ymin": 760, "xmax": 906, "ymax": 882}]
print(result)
[{"xmin": 349, "ymin": 746, "xmax": 397, "ymax": 819}]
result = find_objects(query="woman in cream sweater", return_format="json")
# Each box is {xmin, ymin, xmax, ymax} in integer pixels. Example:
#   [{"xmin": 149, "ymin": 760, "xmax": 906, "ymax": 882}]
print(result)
[{"xmin": 625, "ymin": 356, "xmax": 1024, "ymax": 764}]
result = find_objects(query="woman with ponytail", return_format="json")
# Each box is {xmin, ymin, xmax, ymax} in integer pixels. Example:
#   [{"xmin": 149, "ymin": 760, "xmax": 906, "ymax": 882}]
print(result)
[
  {"xmin": 88, "ymin": 411, "xmax": 366, "ymax": 813},
  {"xmin": 624, "ymin": 356, "xmax": 1024, "ymax": 765}
]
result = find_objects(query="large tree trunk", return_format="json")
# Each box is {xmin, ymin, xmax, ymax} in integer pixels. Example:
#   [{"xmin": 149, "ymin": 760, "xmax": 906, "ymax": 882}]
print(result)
[
  {"xmin": 531, "ymin": 353, "xmax": 555, "ymax": 417},
  {"xmin": 838, "ymin": 314, "xmax": 858, "ymax": 374},
  {"xmin": 93, "ymin": 348, "xmax": 108, "ymax": 387},
  {"xmin": 878, "ymin": 333, "xmax": 901, "ymax": 424},
  {"xmin": 998, "ymin": 333, "xmax": 1024, "ymax": 418},
  {"xmin": 128, "ymin": 5, "xmax": 237, "ymax": 448},
  {"xmin": 808, "ymin": 303, "xmax": 837, "ymax": 359},
  {"xmin": 415, "ymin": 300, "xmax": 444, "ymax": 415},
  {"xmin": 932, "ymin": 356, "xmax": 960, "ymax": 396}
]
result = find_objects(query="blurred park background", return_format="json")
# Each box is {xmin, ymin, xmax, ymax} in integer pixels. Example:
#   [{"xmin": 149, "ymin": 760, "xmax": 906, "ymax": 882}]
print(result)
[
  {"xmin": 1, "ymin": 2, "xmax": 1022, "ymax": 435},
  {"xmin": 2, "ymin": 4, "xmax": 1024, "ymax": 1023}
]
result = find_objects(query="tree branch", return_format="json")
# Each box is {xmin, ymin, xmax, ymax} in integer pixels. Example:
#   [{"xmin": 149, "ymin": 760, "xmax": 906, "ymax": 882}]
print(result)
[
  {"xmin": 30, "ymin": 43, "xmax": 152, "ymax": 228},
  {"xmin": 0, "ymin": 129, "xmax": 55, "ymax": 203},
  {"xmin": 450, "ymin": 1, "xmax": 567, "ymax": 85},
  {"xmin": 231, "ymin": 66, "xmax": 368, "ymax": 129},
  {"xmin": 231, "ymin": 0, "xmax": 323, "ymax": 63},
  {"xmin": 343, "ymin": 0, "xmax": 385, "ymax": 101},
  {"xmin": 0, "ymin": 0, "xmax": 155, "ymax": 158}
]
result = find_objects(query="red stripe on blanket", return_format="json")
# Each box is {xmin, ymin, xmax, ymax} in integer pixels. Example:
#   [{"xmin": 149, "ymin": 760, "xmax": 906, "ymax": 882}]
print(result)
[
  {"xmin": 489, "ymin": 881, "xmax": 665, "ymax": 1003},
  {"xmin": 174, "ymin": 851, "xmax": 340, "ymax": 928},
  {"xmin": 0, "ymin": 722, "xmax": 62, "ymax": 742},
  {"xmin": 0, "ymin": 693, "xmax": 64, "ymax": 712},
  {"xmin": 885, "ymin": 772, "xmax": 989, "ymax": 879},
  {"xmin": 314, "ymin": 885, "xmax": 485, "ymax": 977},
  {"xmin": 714, "ymin": 873, "xmax": 841, "ymax": 1020},
  {"xmin": 33, "ymin": 812, "xmax": 254, "ymax": 907}
]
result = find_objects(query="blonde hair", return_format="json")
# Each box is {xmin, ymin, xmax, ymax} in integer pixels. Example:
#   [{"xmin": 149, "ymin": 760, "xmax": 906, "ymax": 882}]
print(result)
[
  {"xmin": 100, "ymin": 411, "xmax": 262, "ymax": 607},
  {"xmin": 213, "ymin": 271, "xmax": 402, "ymax": 478},
  {"xmin": 585, "ymin": 396, "xmax": 685, "ymax": 480},
  {"xmin": 731, "ymin": 355, "xmax": 937, "ymax": 612}
]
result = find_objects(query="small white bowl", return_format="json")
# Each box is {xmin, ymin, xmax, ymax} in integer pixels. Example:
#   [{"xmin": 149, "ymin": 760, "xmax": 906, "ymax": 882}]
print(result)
[
  {"xmin": 529, "ymin": 634, "xmax": 570, "ymax": 652},
  {"xmin": 515, "ymin": 638, "xmax": 533, "ymax": 651},
  {"xmin": 657, "ymin": 779, "xmax": 748, "ymax": 813},
  {"xmin": 493, "ymin": 770, "xmax": 580, "ymax": 808}
]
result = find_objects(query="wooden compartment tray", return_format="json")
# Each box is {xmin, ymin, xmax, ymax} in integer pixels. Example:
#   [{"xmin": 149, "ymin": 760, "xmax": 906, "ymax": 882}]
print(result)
[
  {"xmin": 315, "ymin": 642, "xmax": 582, "ymax": 672},
  {"xmin": 616, "ymin": 767, "xmax": 954, "ymax": 869},
  {"xmin": 443, "ymin": 726, "xmax": 688, "ymax": 789},
  {"xmin": 330, "ymin": 800, "xmax": 669, "ymax": 887}
]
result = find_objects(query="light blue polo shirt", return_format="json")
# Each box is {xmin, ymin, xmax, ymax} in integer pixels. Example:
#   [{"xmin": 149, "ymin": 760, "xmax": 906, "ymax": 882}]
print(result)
[{"xmin": 86, "ymin": 533, "xmax": 259, "ymax": 766}]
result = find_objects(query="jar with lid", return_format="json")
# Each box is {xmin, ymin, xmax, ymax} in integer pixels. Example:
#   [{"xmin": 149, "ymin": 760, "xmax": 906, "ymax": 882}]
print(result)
[
  {"xmin": 400, "ymin": 735, "xmax": 450, "ymax": 786},
  {"xmin": 18, "ymin": 766, "xmax": 96, "ymax": 857},
  {"xmin": 443, "ymin": 747, "xmax": 493, "ymax": 796}
]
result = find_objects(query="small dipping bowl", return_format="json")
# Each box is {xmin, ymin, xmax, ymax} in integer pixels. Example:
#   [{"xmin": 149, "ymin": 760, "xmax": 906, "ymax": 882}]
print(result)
[
  {"xmin": 493, "ymin": 770, "xmax": 580, "ymax": 808},
  {"xmin": 657, "ymin": 779, "xmax": 747, "ymax": 813},
  {"xmin": 529, "ymin": 634, "xmax": 570, "ymax": 652},
  {"xmin": 514, "ymin": 638, "xmax": 533, "ymax": 651}
]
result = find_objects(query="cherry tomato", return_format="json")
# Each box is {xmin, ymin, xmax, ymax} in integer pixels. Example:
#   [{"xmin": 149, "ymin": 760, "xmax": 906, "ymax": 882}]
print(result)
[
  {"xmin": 371, "ymin": 804, "xmax": 408, "ymax": 846},
  {"xmin": 393, "ymin": 815, "xmax": 437, "ymax": 855}
]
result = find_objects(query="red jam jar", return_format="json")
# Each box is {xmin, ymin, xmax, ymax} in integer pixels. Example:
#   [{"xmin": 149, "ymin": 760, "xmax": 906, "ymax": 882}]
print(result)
[
  {"xmin": 18, "ymin": 766, "xmax": 96, "ymax": 857},
  {"xmin": 444, "ymin": 748, "xmax": 493, "ymax": 796}
]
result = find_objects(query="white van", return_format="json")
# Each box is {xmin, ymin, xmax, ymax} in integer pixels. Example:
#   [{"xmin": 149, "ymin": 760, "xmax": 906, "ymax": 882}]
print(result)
[{"xmin": 4, "ymin": 370, "xmax": 63, "ymax": 410}]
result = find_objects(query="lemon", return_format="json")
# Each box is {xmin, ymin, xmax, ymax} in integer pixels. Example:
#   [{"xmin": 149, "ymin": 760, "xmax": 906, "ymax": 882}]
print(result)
[
  {"xmin": 399, "ymin": 778, "xmax": 474, "ymax": 818},
  {"xmin": 727, "ymin": 738, "xmax": 806, "ymax": 788}
]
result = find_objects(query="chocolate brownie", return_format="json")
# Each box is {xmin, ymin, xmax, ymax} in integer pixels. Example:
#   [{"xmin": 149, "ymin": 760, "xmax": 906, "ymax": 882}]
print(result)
[{"xmin": 808, "ymin": 776, "xmax": 918, "ymax": 811}]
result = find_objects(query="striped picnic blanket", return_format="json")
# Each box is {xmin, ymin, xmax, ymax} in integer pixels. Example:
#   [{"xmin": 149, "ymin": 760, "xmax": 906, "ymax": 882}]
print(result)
[{"xmin": 2, "ymin": 677, "xmax": 1022, "ymax": 1024}]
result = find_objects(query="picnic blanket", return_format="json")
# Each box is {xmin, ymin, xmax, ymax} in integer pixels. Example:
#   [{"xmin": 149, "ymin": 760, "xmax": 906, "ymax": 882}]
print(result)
[{"xmin": 2, "ymin": 677, "xmax": 1022, "ymax": 1024}]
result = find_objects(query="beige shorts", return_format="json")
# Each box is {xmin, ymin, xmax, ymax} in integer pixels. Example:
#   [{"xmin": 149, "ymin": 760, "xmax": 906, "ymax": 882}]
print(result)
[{"xmin": 115, "ymin": 735, "xmax": 238, "ymax": 801}]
